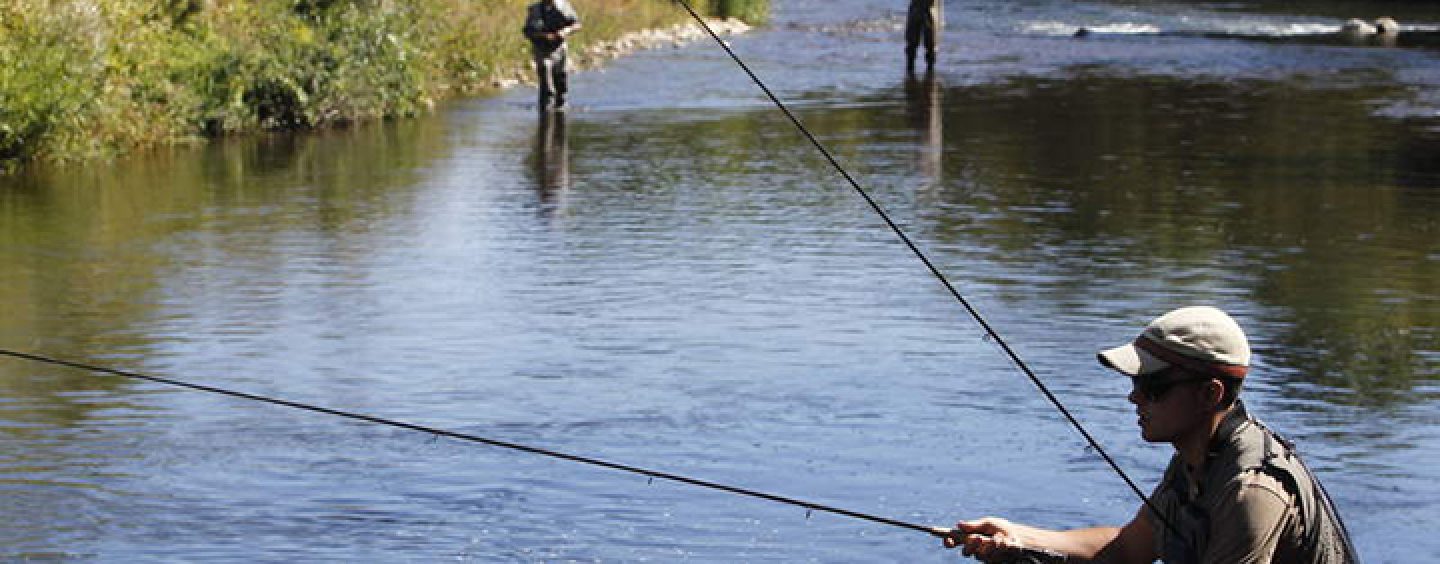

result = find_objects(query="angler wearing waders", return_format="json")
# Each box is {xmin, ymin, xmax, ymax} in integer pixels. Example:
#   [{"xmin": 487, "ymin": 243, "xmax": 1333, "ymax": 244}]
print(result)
[
  {"xmin": 523, "ymin": 0, "xmax": 581, "ymax": 111},
  {"xmin": 945, "ymin": 306, "xmax": 1359, "ymax": 563},
  {"xmin": 905, "ymin": 0, "xmax": 941, "ymax": 72}
]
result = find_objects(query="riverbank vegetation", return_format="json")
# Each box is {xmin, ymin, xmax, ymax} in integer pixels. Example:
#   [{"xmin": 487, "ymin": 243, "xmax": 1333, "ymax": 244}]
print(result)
[{"xmin": 0, "ymin": 0, "xmax": 767, "ymax": 172}]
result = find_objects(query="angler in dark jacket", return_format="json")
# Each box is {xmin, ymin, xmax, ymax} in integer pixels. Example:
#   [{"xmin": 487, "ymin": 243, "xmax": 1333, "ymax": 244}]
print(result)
[
  {"xmin": 944, "ymin": 306, "xmax": 1359, "ymax": 563},
  {"xmin": 523, "ymin": 0, "xmax": 581, "ymax": 111}
]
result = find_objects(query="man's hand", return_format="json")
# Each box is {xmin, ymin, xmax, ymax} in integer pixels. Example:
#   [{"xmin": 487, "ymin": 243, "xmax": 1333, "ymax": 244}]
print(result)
[{"xmin": 942, "ymin": 517, "xmax": 1032, "ymax": 562}]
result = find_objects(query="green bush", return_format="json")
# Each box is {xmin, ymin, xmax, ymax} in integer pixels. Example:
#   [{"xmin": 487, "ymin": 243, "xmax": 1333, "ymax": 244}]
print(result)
[
  {"xmin": 0, "ymin": 0, "xmax": 766, "ymax": 172},
  {"xmin": 0, "ymin": 1, "xmax": 106, "ymax": 168}
]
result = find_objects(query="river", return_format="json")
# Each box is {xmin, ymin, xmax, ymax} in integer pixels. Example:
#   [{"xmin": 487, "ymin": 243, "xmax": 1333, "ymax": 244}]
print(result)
[{"xmin": 2, "ymin": 0, "xmax": 1437, "ymax": 561}]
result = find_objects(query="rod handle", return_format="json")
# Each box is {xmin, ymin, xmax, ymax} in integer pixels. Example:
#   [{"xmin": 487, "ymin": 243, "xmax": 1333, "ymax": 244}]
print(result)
[{"xmin": 929, "ymin": 527, "xmax": 1069, "ymax": 563}]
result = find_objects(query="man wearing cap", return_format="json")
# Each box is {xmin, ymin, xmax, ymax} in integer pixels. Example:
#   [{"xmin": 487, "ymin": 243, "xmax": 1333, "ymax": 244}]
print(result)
[
  {"xmin": 523, "ymin": 0, "xmax": 581, "ymax": 111},
  {"xmin": 944, "ymin": 306, "xmax": 1359, "ymax": 563}
]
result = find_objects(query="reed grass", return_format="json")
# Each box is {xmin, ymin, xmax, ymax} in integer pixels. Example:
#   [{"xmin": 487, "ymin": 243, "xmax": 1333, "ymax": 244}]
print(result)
[{"xmin": 0, "ymin": 0, "xmax": 767, "ymax": 171}]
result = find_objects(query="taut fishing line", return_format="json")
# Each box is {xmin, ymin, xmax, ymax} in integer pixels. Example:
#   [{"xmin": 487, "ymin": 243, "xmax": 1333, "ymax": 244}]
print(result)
[
  {"xmin": 3, "ymin": 348, "xmax": 1065, "ymax": 558},
  {"xmin": 670, "ymin": 0, "xmax": 1175, "ymax": 539},
  {"xmin": 0, "ymin": 4, "xmax": 1178, "ymax": 559},
  {"xmin": 0, "ymin": 350, "xmax": 926, "ymax": 531}
]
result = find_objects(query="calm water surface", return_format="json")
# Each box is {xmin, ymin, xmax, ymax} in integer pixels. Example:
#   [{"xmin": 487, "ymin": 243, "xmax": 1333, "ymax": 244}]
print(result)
[{"xmin": 2, "ymin": 0, "xmax": 1437, "ymax": 561}]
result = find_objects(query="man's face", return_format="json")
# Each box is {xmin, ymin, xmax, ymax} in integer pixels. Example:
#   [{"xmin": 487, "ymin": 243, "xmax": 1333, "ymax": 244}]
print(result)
[{"xmin": 1128, "ymin": 368, "xmax": 1212, "ymax": 443}]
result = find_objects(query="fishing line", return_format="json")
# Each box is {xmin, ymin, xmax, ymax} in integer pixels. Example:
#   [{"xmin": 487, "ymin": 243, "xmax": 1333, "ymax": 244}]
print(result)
[
  {"xmin": 0, "ymin": 349, "xmax": 961, "ymax": 542},
  {"xmin": 7, "ymin": 7, "xmax": 1161, "ymax": 557},
  {"xmin": 672, "ymin": 0, "xmax": 1169, "ymax": 531}
]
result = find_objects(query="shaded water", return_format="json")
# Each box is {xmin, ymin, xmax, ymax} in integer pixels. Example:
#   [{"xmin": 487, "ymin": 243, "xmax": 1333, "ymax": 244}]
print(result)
[{"xmin": 2, "ymin": 0, "xmax": 1437, "ymax": 561}]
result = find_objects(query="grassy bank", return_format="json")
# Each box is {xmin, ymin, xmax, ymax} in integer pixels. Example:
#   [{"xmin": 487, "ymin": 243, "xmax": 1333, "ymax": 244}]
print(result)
[{"xmin": 0, "ymin": 0, "xmax": 767, "ymax": 172}]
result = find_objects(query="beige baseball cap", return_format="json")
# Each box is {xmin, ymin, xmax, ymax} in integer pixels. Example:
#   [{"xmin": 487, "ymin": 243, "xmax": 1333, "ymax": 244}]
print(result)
[{"xmin": 1097, "ymin": 306, "xmax": 1250, "ymax": 379}]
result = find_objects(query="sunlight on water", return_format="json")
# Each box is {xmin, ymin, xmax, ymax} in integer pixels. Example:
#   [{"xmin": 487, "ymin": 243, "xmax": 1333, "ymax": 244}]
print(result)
[{"xmin": 2, "ymin": 0, "xmax": 1437, "ymax": 561}]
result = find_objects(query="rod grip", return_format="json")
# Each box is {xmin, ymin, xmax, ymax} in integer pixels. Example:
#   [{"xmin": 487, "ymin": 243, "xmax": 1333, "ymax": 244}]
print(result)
[{"xmin": 930, "ymin": 527, "xmax": 1069, "ymax": 563}]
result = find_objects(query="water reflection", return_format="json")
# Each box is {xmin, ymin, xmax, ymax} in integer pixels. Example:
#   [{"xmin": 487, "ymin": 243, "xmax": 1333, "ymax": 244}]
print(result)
[
  {"xmin": 1, "ymin": 2, "xmax": 1438, "ymax": 557},
  {"xmin": 903, "ymin": 70, "xmax": 943, "ymax": 188},
  {"xmin": 0, "ymin": 116, "xmax": 448, "ymax": 433},
  {"xmin": 807, "ymin": 67, "xmax": 1438, "ymax": 406},
  {"xmin": 912, "ymin": 71, "xmax": 1440, "ymax": 405},
  {"xmin": 528, "ymin": 111, "xmax": 571, "ymax": 218}
]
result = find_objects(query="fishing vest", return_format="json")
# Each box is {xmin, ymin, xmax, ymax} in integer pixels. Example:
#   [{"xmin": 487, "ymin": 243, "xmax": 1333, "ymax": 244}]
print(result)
[
  {"xmin": 1151, "ymin": 403, "xmax": 1359, "ymax": 564},
  {"xmin": 523, "ymin": 1, "xmax": 578, "ymax": 55}
]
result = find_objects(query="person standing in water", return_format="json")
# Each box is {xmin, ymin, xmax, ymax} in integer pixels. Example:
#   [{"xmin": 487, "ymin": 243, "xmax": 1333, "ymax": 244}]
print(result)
[
  {"xmin": 523, "ymin": 0, "xmax": 582, "ymax": 111},
  {"xmin": 905, "ymin": 0, "xmax": 942, "ymax": 72},
  {"xmin": 945, "ymin": 306, "xmax": 1359, "ymax": 563}
]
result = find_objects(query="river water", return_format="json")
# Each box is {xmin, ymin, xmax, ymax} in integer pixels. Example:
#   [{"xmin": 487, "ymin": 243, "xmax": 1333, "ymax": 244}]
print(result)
[{"xmin": 2, "ymin": 0, "xmax": 1437, "ymax": 561}]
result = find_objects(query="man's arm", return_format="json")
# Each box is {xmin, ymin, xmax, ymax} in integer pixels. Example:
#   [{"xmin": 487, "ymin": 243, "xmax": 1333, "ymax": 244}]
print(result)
[
  {"xmin": 1092, "ymin": 506, "xmax": 1159, "ymax": 563},
  {"xmin": 556, "ymin": 19, "xmax": 580, "ymax": 39},
  {"xmin": 555, "ymin": 2, "xmax": 582, "ymax": 39},
  {"xmin": 946, "ymin": 507, "xmax": 1157, "ymax": 563}
]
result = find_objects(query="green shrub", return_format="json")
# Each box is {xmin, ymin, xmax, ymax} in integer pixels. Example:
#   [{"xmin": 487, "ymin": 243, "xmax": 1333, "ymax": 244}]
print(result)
[
  {"xmin": 0, "ymin": 0, "xmax": 106, "ymax": 168},
  {"xmin": 0, "ymin": 0, "xmax": 767, "ymax": 172}
]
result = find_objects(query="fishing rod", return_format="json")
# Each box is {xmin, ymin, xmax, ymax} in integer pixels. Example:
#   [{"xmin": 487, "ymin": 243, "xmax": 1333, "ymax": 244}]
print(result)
[
  {"xmin": 0, "ymin": 348, "xmax": 1065, "ymax": 562},
  {"xmin": 6, "ymin": 7, "xmax": 1145, "ymax": 560},
  {"xmin": 670, "ymin": 0, "xmax": 1173, "ymax": 537}
]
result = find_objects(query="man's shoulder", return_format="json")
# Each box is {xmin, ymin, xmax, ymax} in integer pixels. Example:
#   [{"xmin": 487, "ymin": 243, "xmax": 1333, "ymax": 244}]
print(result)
[
  {"xmin": 1238, "ymin": 468, "xmax": 1292, "ymax": 499},
  {"xmin": 1212, "ymin": 416, "xmax": 1279, "ymax": 473}
]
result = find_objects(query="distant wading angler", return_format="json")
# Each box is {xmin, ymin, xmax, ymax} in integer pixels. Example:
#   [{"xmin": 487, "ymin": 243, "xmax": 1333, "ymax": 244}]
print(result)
[
  {"xmin": 523, "ymin": 0, "xmax": 582, "ymax": 111},
  {"xmin": 944, "ymin": 306, "xmax": 1360, "ymax": 563},
  {"xmin": 905, "ymin": 0, "xmax": 942, "ymax": 72}
]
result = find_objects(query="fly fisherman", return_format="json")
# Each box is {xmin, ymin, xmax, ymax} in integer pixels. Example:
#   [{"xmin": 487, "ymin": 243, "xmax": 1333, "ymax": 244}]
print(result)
[
  {"xmin": 905, "ymin": 0, "xmax": 941, "ymax": 72},
  {"xmin": 523, "ymin": 0, "xmax": 582, "ymax": 111},
  {"xmin": 944, "ymin": 306, "xmax": 1359, "ymax": 563}
]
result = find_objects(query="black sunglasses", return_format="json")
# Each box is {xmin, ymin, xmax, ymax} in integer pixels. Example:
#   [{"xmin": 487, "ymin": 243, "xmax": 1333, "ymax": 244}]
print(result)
[{"xmin": 1131, "ymin": 370, "xmax": 1212, "ymax": 403}]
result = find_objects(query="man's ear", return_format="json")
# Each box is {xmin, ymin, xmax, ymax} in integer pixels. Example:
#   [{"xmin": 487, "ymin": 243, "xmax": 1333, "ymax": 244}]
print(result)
[{"xmin": 1200, "ymin": 378, "xmax": 1226, "ymax": 412}]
